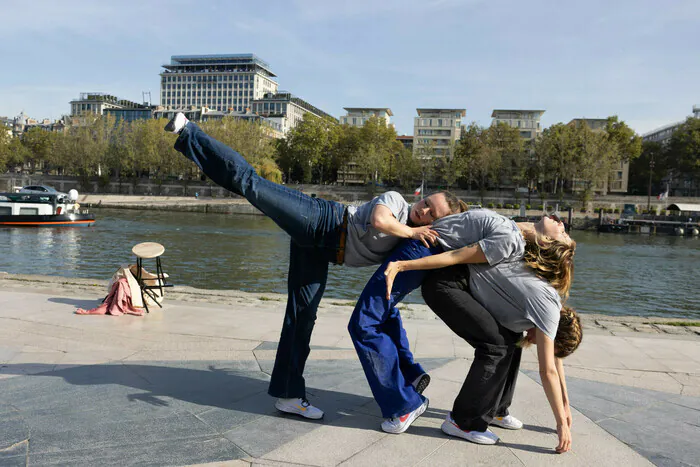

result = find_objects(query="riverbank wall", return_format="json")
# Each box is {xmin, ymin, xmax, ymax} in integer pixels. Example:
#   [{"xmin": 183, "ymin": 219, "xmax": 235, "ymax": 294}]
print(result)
[{"xmin": 3, "ymin": 174, "xmax": 695, "ymax": 216}]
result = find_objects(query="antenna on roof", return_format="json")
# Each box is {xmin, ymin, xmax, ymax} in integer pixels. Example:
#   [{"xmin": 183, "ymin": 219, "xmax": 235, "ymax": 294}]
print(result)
[{"xmin": 142, "ymin": 91, "xmax": 152, "ymax": 106}]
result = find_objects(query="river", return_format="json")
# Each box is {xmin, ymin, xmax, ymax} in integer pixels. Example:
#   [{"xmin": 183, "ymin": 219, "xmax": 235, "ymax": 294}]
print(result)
[{"xmin": 1, "ymin": 208, "xmax": 698, "ymax": 319}]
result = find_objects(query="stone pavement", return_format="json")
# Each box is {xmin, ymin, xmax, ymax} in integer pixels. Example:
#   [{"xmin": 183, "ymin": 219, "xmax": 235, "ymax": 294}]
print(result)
[{"xmin": 0, "ymin": 279, "xmax": 699, "ymax": 467}]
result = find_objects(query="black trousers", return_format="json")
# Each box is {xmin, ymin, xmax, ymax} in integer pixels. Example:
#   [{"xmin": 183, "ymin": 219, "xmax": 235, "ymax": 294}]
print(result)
[{"xmin": 422, "ymin": 265, "xmax": 522, "ymax": 432}]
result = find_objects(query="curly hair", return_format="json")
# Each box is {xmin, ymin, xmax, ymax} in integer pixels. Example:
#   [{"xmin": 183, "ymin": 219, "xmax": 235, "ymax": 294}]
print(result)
[
  {"xmin": 523, "ymin": 233, "xmax": 576, "ymax": 299},
  {"xmin": 554, "ymin": 306, "xmax": 582, "ymax": 358},
  {"xmin": 436, "ymin": 190, "xmax": 469, "ymax": 214}
]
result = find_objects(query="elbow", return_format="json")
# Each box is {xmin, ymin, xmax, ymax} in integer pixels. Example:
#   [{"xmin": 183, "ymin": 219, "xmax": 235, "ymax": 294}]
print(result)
[{"xmin": 539, "ymin": 367, "xmax": 558, "ymax": 380}]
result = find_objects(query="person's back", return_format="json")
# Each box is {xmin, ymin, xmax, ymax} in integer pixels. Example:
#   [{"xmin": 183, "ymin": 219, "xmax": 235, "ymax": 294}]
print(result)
[{"xmin": 468, "ymin": 261, "xmax": 561, "ymax": 341}]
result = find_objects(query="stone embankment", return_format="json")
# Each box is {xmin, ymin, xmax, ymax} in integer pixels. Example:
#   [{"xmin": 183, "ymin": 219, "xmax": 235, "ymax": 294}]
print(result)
[
  {"xmin": 1, "ymin": 272, "xmax": 698, "ymax": 338},
  {"xmin": 80, "ymin": 194, "xmax": 602, "ymax": 229}
]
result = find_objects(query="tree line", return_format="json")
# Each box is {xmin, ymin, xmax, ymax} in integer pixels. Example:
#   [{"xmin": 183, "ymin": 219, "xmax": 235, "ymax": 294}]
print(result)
[{"xmin": 2, "ymin": 112, "xmax": 697, "ymax": 198}]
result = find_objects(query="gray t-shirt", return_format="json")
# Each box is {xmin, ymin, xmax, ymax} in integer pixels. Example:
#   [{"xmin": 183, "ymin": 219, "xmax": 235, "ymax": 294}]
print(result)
[
  {"xmin": 468, "ymin": 261, "xmax": 562, "ymax": 340},
  {"xmin": 433, "ymin": 209, "xmax": 525, "ymax": 265},
  {"xmin": 344, "ymin": 191, "xmax": 410, "ymax": 267}
]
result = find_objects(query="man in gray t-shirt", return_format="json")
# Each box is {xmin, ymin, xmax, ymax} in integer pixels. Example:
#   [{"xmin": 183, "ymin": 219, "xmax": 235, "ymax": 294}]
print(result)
[{"xmin": 344, "ymin": 191, "xmax": 410, "ymax": 267}]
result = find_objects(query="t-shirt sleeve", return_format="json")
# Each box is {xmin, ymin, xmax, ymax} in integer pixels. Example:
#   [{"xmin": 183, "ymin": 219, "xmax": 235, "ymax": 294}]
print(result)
[
  {"xmin": 478, "ymin": 229, "xmax": 522, "ymax": 266},
  {"xmin": 525, "ymin": 289, "xmax": 561, "ymax": 341},
  {"xmin": 375, "ymin": 191, "xmax": 408, "ymax": 221}
]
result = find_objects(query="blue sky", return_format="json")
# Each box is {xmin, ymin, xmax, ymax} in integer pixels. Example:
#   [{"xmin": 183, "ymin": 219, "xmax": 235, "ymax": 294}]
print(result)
[{"xmin": 1, "ymin": 0, "xmax": 698, "ymax": 136}]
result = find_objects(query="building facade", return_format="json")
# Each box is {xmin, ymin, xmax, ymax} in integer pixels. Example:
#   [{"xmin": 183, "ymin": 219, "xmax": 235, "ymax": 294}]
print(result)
[
  {"xmin": 340, "ymin": 108, "xmax": 393, "ymax": 127},
  {"xmin": 569, "ymin": 118, "xmax": 629, "ymax": 193},
  {"xmin": 413, "ymin": 109, "xmax": 465, "ymax": 158},
  {"xmin": 252, "ymin": 92, "xmax": 335, "ymax": 135},
  {"xmin": 70, "ymin": 93, "xmax": 147, "ymax": 116},
  {"xmin": 491, "ymin": 109, "xmax": 545, "ymax": 141},
  {"xmin": 160, "ymin": 54, "xmax": 278, "ymax": 113}
]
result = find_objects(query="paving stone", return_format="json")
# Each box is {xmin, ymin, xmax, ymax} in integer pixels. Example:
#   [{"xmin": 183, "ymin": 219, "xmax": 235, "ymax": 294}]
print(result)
[
  {"xmin": 30, "ymin": 435, "xmax": 245, "ymax": 467},
  {"xmin": 654, "ymin": 324, "xmax": 692, "ymax": 335}
]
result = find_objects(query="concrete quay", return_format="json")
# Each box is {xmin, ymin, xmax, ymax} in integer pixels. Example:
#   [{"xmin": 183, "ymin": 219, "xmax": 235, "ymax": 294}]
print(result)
[{"xmin": 1, "ymin": 276, "xmax": 699, "ymax": 467}]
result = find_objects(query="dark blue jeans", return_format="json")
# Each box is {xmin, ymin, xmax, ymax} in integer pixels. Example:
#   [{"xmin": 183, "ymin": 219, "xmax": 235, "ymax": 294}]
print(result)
[
  {"xmin": 348, "ymin": 239, "xmax": 441, "ymax": 419},
  {"xmin": 175, "ymin": 123, "xmax": 346, "ymax": 398}
]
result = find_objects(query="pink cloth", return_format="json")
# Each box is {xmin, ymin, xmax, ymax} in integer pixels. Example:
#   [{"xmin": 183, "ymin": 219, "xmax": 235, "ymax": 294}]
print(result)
[{"xmin": 76, "ymin": 277, "xmax": 144, "ymax": 316}]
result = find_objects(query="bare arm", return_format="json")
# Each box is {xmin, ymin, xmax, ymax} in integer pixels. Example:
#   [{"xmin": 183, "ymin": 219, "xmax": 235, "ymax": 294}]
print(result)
[
  {"xmin": 370, "ymin": 204, "xmax": 438, "ymax": 248},
  {"xmin": 556, "ymin": 357, "xmax": 572, "ymax": 428},
  {"xmin": 536, "ymin": 329, "xmax": 571, "ymax": 453},
  {"xmin": 384, "ymin": 244, "xmax": 487, "ymax": 299}
]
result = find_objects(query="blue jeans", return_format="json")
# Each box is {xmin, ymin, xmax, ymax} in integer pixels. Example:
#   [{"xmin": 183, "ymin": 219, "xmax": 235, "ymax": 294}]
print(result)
[
  {"xmin": 348, "ymin": 239, "xmax": 441, "ymax": 419},
  {"xmin": 175, "ymin": 123, "xmax": 346, "ymax": 398}
]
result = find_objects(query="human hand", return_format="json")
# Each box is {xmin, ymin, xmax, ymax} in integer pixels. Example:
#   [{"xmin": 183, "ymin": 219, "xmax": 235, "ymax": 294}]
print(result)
[
  {"xmin": 555, "ymin": 423, "xmax": 572, "ymax": 453},
  {"xmin": 410, "ymin": 225, "xmax": 439, "ymax": 248},
  {"xmin": 384, "ymin": 261, "xmax": 403, "ymax": 300}
]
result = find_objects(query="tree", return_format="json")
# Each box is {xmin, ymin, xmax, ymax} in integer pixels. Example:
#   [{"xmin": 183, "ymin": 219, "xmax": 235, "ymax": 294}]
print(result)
[
  {"xmin": 454, "ymin": 124, "xmax": 501, "ymax": 203},
  {"xmin": 666, "ymin": 117, "xmax": 700, "ymax": 195},
  {"xmin": 487, "ymin": 122, "xmax": 524, "ymax": 190},
  {"xmin": 534, "ymin": 123, "xmax": 577, "ymax": 195},
  {"xmin": 628, "ymin": 141, "xmax": 666, "ymax": 195},
  {"xmin": 279, "ymin": 115, "xmax": 338, "ymax": 183},
  {"xmin": 570, "ymin": 123, "xmax": 616, "ymax": 206},
  {"xmin": 354, "ymin": 116, "xmax": 401, "ymax": 184}
]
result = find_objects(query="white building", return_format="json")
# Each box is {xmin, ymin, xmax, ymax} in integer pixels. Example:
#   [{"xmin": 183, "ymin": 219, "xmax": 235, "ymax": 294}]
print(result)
[
  {"xmin": 491, "ymin": 109, "xmax": 545, "ymax": 141},
  {"xmin": 252, "ymin": 92, "xmax": 335, "ymax": 135},
  {"xmin": 340, "ymin": 108, "xmax": 393, "ymax": 127},
  {"xmin": 642, "ymin": 105, "xmax": 700, "ymax": 145},
  {"xmin": 413, "ymin": 109, "xmax": 466, "ymax": 158},
  {"xmin": 160, "ymin": 54, "xmax": 278, "ymax": 113}
]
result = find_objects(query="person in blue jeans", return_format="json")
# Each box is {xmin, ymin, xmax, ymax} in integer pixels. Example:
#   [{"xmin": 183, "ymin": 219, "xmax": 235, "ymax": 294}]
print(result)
[
  {"xmin": 165, "ymin": 113, "xmax": 465, "ymax": 419},
  {"xmin": 348, "ymin": 208, "xmax": 528, "ymax": 433}
]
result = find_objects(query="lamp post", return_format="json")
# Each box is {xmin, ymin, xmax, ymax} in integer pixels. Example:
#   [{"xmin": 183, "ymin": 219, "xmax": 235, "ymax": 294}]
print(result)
[{"xmin": 647, "ymin": 157, "xmax": 655, "ymax": 212}]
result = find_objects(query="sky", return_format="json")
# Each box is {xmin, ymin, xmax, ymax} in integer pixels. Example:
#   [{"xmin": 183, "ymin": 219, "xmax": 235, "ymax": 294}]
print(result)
[{"xmin": 1, "ymin": 0, "xmax": 698, "ymax": 136}]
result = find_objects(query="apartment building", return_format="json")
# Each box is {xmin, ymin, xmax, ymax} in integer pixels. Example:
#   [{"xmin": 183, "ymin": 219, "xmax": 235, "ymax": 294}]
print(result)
[
  {"xmin": 413, "ymin": 109, "xmax": 465, "ymax": 158},
  {"xmin": 491, "ymin": 109, "xmax": 545, "ymax": 141},
  {"xmin": 69, "ymin": 93, "xmax": 148, "ymax": 117},
  {"xmin": 340, "ymin": 108, "xmax": 393, "ymax": 127},
  {"xmin": 252, "ymin": 92, "xmax": 335, "ymax": 135},
  {"xmin": 160, "ymin": 54, "xmax": 278, "ymax": 113},
  {"xmin": 569, "ymin": 118, "xmax": 628, "ymax": 193}
]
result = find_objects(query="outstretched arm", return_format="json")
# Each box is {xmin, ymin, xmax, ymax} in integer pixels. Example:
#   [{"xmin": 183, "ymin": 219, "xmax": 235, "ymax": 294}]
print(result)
[
  {"xmin": 556, "ymin": 357, "xmax": 572, "ymax": 428},
  {"xmin": 536, "ymin": 329, "xmax": 571, "ymax": 453},
  {"xmin": 371, "ymin": 205, "xmax": 439, "ymax": 248},
  {"xmin": 384, "ymin": 244, "xmax": 487, "ymax": 299}
]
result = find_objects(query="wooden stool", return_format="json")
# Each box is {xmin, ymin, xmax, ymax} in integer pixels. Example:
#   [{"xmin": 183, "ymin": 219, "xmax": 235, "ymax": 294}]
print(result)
[{"xmin": 132, "ymin": 242, "xmax": 172, "ymax": 312}]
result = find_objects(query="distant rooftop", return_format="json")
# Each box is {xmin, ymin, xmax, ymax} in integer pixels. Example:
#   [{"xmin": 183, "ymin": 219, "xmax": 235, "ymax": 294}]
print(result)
[
  {"xmin": 416, "ymin": 109, "xmax": 466, "ymax": 116},
  {"xmin": 343, "ymin": 108, "xmax": 393, "ymax": 116},
  {"xmin": 162, "ymin": 53, "xmax": 276, "ymax": 78},
  {"xmin": 491, "ymin": 109, "xmax": 545, "ymax": 118}
]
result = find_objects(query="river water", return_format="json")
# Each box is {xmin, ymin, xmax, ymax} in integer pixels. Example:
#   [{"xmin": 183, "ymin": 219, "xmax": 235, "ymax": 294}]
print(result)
[{"xmin": 1, "ymin": 208, "xmax": 698, "ymax": 319}]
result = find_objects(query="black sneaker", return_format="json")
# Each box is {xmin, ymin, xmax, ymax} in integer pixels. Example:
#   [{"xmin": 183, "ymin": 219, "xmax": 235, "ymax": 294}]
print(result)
[{"xmin": 412, "ymin": 373, "xmax": 431, "ymax": 394}]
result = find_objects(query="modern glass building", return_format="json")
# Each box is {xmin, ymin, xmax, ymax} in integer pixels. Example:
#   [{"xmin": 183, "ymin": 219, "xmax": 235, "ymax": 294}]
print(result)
[{"xmin": 160, "ymin": 54, "xmax": 278, "ymax": 112}]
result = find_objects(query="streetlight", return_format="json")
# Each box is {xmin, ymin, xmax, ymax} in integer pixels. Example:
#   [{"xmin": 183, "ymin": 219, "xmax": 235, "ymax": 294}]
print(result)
[{"xmin": 647, "ymin": 157, "xmax": 655, "ymax": 212}]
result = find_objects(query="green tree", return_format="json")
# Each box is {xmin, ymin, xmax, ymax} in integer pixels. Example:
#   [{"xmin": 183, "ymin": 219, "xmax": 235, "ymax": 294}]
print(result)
[
  {"xmin": 279, "ymin": 115, "xmax": 338, "ymax": 183},
  {"xmin": 666, "ymin": 117, "xmax": 700, "ymax": 194},
  {"xmin": 354, "ymin": 116, "xmax": 401, "ymax": 184},
  {"xmin": 455, "ymin": 124, "xmax": 500, "ymax": 203},
  {"xmin": 534, "ymin": 123, "xmax": 576, "ymax": 195},
  {"xmin": 487, "ymin": 122, "xmax": 524, "ymax": 190},
  {"xmin": 571, "ymin": 123, "xmax": 616, "ymax": 206}
]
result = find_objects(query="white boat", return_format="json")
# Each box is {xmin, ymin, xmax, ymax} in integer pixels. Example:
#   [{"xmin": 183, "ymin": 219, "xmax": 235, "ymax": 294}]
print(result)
[{"xmin": 0, "ymin": 189, "xmax": 95, "ymax": 227}]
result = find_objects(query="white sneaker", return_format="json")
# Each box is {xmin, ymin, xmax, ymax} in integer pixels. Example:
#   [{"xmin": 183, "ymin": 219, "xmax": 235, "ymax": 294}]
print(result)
[
  {"xmin": 412, "ymin": 373, "xmax": 431, "ymax": 394},
  {"xmin": 275, "ymin": 398, "xmax": 324, "ymax": 420},
  {"xmin": 441, "ymin": 413, "xmax": 499, "ymax": 445},
  {"xmin": 491, "ymin": 414, "xmax": 523, "ymax": 430},
  {"xmin": 165, "ymin": 112, "xmax": 189, "ymax": 134},
  {"xmin": 381, "ymin": 398, "xmax": 428, "ymax": 434}
]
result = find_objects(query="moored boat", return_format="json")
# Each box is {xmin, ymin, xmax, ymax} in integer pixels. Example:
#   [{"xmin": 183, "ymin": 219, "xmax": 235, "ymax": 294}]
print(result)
[{"xmin": 0, "ymin": 190, "xmax": 95, "ymax": 227}]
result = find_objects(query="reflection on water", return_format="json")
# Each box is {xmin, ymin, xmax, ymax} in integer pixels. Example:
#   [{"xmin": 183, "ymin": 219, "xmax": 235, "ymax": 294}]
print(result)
[{"xmin": 0, "ymin": 208, "xmax": 698, "ymax": 319}]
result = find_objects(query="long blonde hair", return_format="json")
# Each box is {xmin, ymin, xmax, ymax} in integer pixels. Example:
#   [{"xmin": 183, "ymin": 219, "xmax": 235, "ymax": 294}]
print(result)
[{"xmin": 523, "ymin": 233, "xmax": 576, "ymax": 299}]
